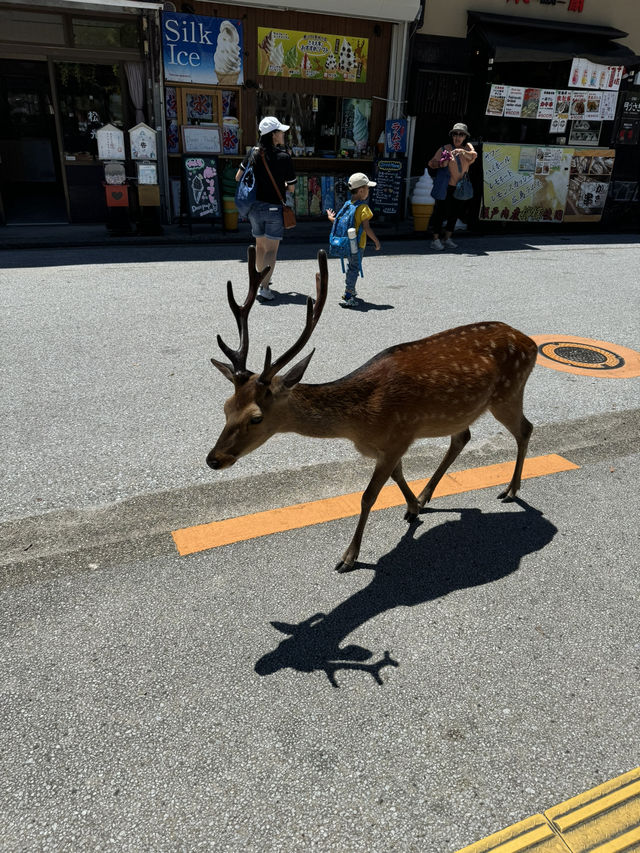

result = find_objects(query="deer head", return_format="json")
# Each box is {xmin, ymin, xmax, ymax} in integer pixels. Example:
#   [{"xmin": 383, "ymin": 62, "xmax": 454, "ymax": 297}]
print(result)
[{"xmin": 206, "ymin": 246, "xmax": 328, "ymax": 470}]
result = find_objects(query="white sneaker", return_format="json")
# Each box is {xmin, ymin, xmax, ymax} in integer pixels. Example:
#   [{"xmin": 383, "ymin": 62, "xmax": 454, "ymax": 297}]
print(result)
[
  {"xmin": 258, "ymin": 287, "xmax": 275, "ymax": 300},
  {"xmin": 454, "ymin": 220, "xmax": 467, "ymax": 231},
  {"xmin": 431, "ymin": 238, "xmax": 444, "ymax": 251},
  {"xmin": 443, "ymin": 238, "xmax": 458, "ymax": 249}
]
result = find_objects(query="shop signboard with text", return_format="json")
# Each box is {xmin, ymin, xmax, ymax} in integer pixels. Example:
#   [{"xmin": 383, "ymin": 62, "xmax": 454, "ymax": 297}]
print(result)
[
  {"xmin": 481, "ymin": 142, "xmax": 614, "ymax": 223},
  {"xmin": 257, "ymin": 28, "xmax": 367, "ymax": 83},
  {"xmin": 162, "ymin": 13, "xmax": 243, "ymax": 85}
]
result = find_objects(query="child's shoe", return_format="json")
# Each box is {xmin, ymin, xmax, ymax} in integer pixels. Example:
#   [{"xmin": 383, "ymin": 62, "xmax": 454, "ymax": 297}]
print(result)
[
  {"xmin": 443, "ymin": 238, "xmax": 458, "ymax": 249},
  {"xmin": 431, "ymin": 238, "xmax": 444, "ymax": 251},
  {"xmin": 340, "ymin": 294, "xmax": 358, "ymax": 308}
]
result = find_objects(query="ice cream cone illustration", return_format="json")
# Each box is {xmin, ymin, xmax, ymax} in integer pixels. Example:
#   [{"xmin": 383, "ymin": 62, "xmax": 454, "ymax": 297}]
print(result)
[
  {"xmin": 324, "ymin": 51, "xmax": 337, "ymax": 79},
  {"xmin": 214, "ymin": 21, "xmax": 241, "ymax": 85},
  {"xmin": 338, "ymin": 38, "xmax": 356, "ymax": 81}
]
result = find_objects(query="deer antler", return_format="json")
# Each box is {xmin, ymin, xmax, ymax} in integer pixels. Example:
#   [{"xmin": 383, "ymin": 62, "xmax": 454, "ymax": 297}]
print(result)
[
  {"xmin": 259, "ymin": 250, "xmax": 328, "ymax": 385},
  {"xmin": 215, "ymin": 245, "xmax": 270, "ymax": 381}
]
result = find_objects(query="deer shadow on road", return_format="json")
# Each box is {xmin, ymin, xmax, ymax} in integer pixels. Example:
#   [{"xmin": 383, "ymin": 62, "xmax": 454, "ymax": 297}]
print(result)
[{"xmin": 254, "ymin": 500, "xmax": 557, "ymax": 687}]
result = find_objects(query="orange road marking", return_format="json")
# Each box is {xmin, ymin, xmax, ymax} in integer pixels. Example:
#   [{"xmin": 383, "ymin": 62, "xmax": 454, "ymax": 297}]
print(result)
[{"xmin": 171, "ymin": 454, "xmax": 578, "ymax": 556}]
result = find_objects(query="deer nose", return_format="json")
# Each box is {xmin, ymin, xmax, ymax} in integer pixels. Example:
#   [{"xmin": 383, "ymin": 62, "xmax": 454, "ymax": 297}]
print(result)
[{"xmin": 206, "ymin": 451, "xmax": 221, "ymax": 469}]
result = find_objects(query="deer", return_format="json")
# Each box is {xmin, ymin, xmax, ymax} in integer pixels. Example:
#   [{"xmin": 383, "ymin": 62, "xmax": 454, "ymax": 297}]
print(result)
[{"xmin": 207, "ymin": 247, "xmax": 538, "ymax": 573}]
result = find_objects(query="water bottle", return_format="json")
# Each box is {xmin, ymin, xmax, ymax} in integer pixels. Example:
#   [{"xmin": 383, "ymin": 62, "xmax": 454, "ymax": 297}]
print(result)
[{"xmin": 347, "ymin": 227, "xmax": 358, "ymax": 255}]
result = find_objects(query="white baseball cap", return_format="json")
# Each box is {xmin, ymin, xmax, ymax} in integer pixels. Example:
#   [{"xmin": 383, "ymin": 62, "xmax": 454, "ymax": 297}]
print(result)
[
  {"xmin": 348, "ymin": 172, "xmax": 376, "ymax": 189},
  {"xmin": 258, "ymin": 116, "xmax": 290, "ymax": 135}
]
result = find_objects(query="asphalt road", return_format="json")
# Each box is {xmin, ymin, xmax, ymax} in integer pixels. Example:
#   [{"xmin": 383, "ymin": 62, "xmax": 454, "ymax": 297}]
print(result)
[{"xmin": 1, "ymin": 234, "xmax": 639, "ymax": 851}]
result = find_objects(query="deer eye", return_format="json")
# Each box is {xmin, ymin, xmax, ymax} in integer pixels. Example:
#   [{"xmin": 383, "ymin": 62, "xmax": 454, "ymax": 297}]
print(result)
[{"xmin": 250, "ymin": 415, "xmax": 263, "ymax": 424}]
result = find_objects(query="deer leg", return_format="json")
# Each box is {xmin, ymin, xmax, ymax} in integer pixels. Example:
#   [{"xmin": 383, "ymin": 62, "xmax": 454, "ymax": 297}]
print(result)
[
  {"xmin": 490, "ymin": 399, "xmax": 533, "ymax": 499},
  {"xmin": 336, "ymin": 456, "xmax": 401, "ymax": 573},
  {"xmin": 416, "ymin": 428, "xmax": 471, "ymax": 508},
  {"xmin": 390, "ymin": 460, "xmax": 420, "ymax": 522}
]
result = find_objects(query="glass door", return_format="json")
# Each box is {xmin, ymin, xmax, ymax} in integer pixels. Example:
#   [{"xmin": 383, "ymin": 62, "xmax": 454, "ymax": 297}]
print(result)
[{"xmin": 0, "ymin": 59, "xmax": 67, "ymax": 224}]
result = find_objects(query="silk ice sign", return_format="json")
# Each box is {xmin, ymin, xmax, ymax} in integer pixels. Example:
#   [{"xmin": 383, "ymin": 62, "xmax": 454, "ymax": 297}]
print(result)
[{"xmin": 162, "ymin": 12, "xmax": 243, "ymax": 85}]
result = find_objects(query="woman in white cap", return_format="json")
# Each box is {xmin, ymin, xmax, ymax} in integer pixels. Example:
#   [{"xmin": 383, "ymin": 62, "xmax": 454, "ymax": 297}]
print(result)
[
  {"xmin": 236, "ymin": 116, "xmax": 297, "ymax": 300},
  {"xmin": 427, "ymin": 122, "xmax": 476, "ymax": 251}
]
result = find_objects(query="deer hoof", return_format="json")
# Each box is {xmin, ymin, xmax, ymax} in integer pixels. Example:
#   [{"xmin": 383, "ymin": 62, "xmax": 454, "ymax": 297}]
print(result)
[
  {"xmin": 335, "ymin": 559, "xmax": 355, "ymax": 573},
  {"xmin": 497, "ymin": 486, "xmax": 516, "ymax": 501},
  {"xmin": 404, "ymin": 510, "xmax": 418, "ymax": 523}
]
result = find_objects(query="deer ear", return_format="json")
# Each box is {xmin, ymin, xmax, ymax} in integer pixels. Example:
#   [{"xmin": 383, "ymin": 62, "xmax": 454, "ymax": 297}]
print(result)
[
  {"xmin": 281, "ymin": 349, "xmax": 315, "ymax": 389},
  {"xmin": 210, "ymin": 357, "xmax": 235, "ymax": 383}
]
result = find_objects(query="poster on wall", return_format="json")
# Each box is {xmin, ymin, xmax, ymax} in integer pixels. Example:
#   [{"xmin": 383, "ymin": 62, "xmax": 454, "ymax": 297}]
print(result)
[
  {"xmin": 486, "ymin": 84, "xmax": 507, "ymax": 116},
  {"xmin": 340, "ymin": 98, "xmax": 371, "ymax": 155},
  {"xmin": 600, "ymin": 91, "xmax": 619, "ymax": 121},
  {"xmin": 621, "ymin": 91, "xmax": 640, "ymax": 118},
  {"xmin": 162, "ymin": 13, "xmax": 243, "ymax": 85},
  {"xmin": 536, "ymin": 90, "xmax": 556, "ymax": 120},
  {"xmin": 617, "ymin": 119, "xmax": 640, "ymax": 145},
  {"xmin": 521, "ymin": 88, "xmax": 541, "ymax": 119},
  {"xmin": 570, "ymin": 91, "xmax": 588, "ymax": 119},
  {"xmin": 569, "ymin": 58, "xmax": 624, "ymax": 91},
  {"xmin": 504, "ymin": 87, "xmax": 525, "ymax": 118},
  {"xmin": 481, "ymin": 142, "xmax": 572, "ymax": 223},
  {"xmin": 257, "ymin": 27, "xmax": 367, "ymax": 83},
  {"xmin": 565, "ymin": 149, "xmax": 615, "ymax": 221},
  {"xmin": 584, "ymin": 92, "xmax": 603, "ymax": 120},
  {"xmin": 569, "ymin": 120, "xmax": 602, "ymax": 146}
]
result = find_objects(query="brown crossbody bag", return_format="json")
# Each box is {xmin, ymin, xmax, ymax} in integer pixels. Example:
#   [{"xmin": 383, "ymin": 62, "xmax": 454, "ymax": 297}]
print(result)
[{"xmin": 260, "ymin": 150, "xmax": 296, "ymax": 229}]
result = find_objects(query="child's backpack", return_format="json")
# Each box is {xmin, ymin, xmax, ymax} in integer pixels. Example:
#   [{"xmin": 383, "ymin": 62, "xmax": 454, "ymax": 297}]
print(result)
[
  {"xmin": 328, "ymin": 200, "xmax": 365, "ymax": 276},
  {"xmin": 234, "ymin": 147, "xmax": 258, "ymax": 216}
]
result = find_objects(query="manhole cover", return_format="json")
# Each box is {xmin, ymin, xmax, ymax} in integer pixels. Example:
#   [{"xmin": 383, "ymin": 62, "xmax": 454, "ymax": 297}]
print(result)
[{"xmin": 531, "ymin": 335, "xmax": 640, "ymax": 378}]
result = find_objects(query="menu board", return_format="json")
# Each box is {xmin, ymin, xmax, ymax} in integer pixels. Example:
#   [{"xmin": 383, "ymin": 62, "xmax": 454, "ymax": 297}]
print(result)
[
  {"xmin": 370, "ymin": 158, "xmax": 405, "ymax": 217},
  {"xmin": 481, "ymin": 143, "xmax": 572, "ymax": 223},
  {"xmin": 565, "ymin": 149, "xmax": 615, "ymax": 221},
  {"xmin": 485, "ymin": 84, "xmax": 619, "ymax": 123},
  {"xmin": 97, "ymin": 124, "xmax": 125, "ymax": 161},
  {"xmin": 481, "ymin": 143, "xmax": 614, "ymax": 224},
  {"xmin": 182, "ymin": 155, "xmax": 222, "ymax": 220}
]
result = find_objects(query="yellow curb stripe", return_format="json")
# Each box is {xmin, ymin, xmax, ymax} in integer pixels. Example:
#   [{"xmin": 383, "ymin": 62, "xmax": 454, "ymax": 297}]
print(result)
[{"xmin": 171, "ymin": 453, "xmax": 578, "ymax": 557}]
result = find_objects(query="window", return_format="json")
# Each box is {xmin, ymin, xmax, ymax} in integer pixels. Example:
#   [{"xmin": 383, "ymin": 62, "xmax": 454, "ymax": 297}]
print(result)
[
  {"xmin": 72, "ymin": 18, "xmax": 139, "ymax": 50},
  {"xmin": 0, "ymin": 10, "xmax": 65, "ymax": 45},
  {"xmin": 55, "ymin": 63, "xmax": 125, "ymax": 160}
]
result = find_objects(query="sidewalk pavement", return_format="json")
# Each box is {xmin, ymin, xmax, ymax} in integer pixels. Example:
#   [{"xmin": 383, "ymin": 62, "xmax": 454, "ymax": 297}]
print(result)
[{"xmin": 0, "ymin": 217, "xmax": 421, "ymax": 252}]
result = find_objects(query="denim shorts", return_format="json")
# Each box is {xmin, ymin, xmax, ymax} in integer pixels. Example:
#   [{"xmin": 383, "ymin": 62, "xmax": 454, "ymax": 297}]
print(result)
[{"xmin": 248, "ymin": 201, "xmax": 284, "ymax": 241}]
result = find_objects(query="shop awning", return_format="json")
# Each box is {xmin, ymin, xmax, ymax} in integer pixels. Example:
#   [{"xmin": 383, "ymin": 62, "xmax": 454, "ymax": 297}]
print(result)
[
  {"xmin": 468, "ymin": 11, "xmax": 640, "ymax": 66},
  {"xmin": 222, "ymin": 0, "xmax": 422, "ymax": 24},
  {"xmin": 3, "ymin": 0, "xmax": 164, "ymax": 13}
]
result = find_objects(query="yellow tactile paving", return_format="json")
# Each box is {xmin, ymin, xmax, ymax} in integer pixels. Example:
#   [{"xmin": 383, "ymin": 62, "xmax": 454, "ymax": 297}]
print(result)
[
  {"xmin": 171, "ymin": 453, "xmax": 578, "ymax": 556},
  {"xmin": 455, "ymin": 814, "xmax": 570, "ymax": 853},
  {"xmin": 455, "ymin": 768, "xmax": 640, "ymax": 853},
  {"xmin": 545, "ymin": 767, "xmax": 640, "ymax": 852}
]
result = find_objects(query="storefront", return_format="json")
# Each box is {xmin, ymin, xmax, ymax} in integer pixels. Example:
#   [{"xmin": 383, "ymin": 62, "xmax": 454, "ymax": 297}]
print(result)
[
  {"xmin": 408, "ymin": 0, "xmax": 640, "ymax": 228},
  {"xmin": 159, "ymin": 0, "xmax": 420, "ymax": 224},
  {"xmin": 0, "ymin": 0, "xmax": 161, "ymax": 225}
]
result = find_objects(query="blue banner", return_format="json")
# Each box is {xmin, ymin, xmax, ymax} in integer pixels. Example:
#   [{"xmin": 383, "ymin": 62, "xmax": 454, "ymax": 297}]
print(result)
[
  {"xmin": 385, "ymin": 118, "xmax": 407, "ymax": 155},
  {"xmin": 162, "ymin": 12, "xmax": 243, "ymax": 86}
]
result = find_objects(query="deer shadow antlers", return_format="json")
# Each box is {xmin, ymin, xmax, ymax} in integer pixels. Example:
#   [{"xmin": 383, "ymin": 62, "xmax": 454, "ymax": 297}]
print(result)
[{"xmin": 254, "ymin": 502, "xmax": 557, "ymax": 687}]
